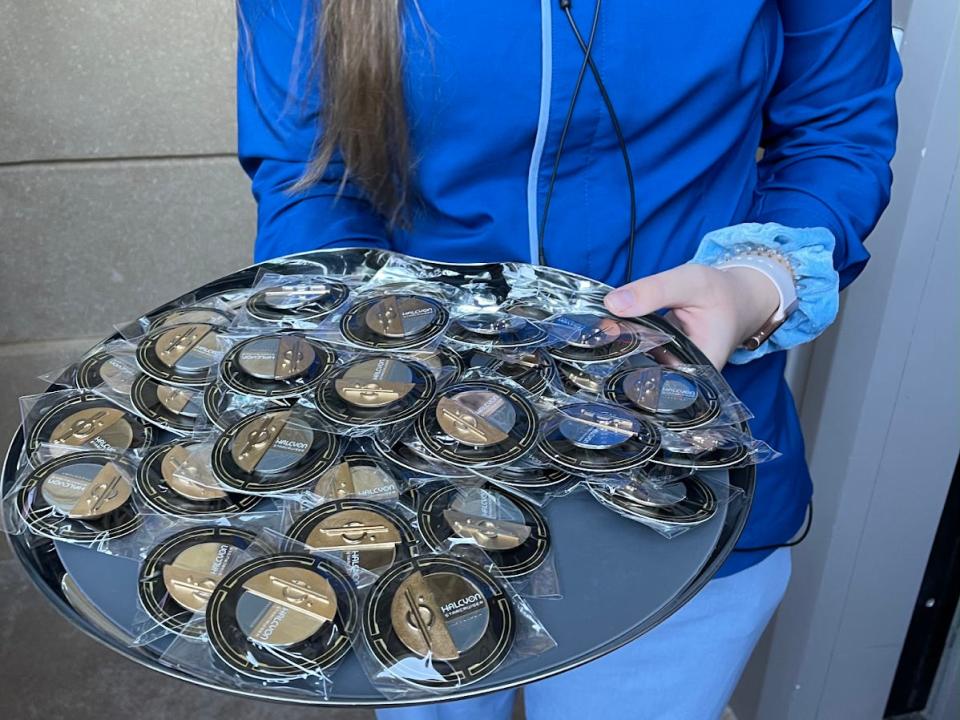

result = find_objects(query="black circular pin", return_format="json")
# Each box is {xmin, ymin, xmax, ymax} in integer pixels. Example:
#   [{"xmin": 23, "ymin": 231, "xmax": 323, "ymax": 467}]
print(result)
[
  {"xmin": 589, "ymin": 475, "xmax": 717, "ymax": 526},
  {"xmin": 219, "ymin": 333, "xmax": 337, "ymax": 399},
  {"xmin": 135, "ymin": 322, "xmax": 232, "ymax": 386},
  {"xmin": 447, "ymin": 314, "xmax": 548, "ymax": 349},
  {"xmin": 25, "ymin": 392, "xmax": 154, "ymax": 466},
  {"xmin": 362, "ymin": 554, "xmax": 515, "ymax": 689},
  {"xmin": 555, "ymin": 360, "xmax": 605, "ymax": 397},
  {"xmin": 138, "ymin": 525, "xmax": 258, "ymax": 638},
  {"xmin": 414, "ymin": 381, "xmax": 540, "ymax": 467},
  {"xmin": 408, "ymin": 345, "xmax": 465, "ymax": 388},
  {"xmin": 75, "ymin": 350, "xmax": 139, "ymax": 395},
  {"xmin": 136, "ymin": 441, "xmax": 263, "ymax": 517},
  {"xmin": 130, "ymin": 374, "xmax": 205, "ymax": 434},
  {"xmin": 148, "ymin": 306, "xmax": 233, "ymax": 331},
  {"xmin": 245, "ymin": 279, "xmax": 350, "ymax": 323},
  {"xmin": 206, "ymin": 553, "xmax": 358, "ymax": 679},
  {"xmin": 651, "ymin": 428, "xmax": 751, "ymax": 469},
  {"xmin": 339, "ymin": 293, "xmax": 449, "ymax": 350},
  {"xmin": 604, "ymin": 366, "xmax": 721, "ymax": 430},
  {"xmin": 202, "ymin": 381, "xmax": 295, "ymax": 432},
  {"xmin": 491, "ymin": 464, "xmax": 575, "ymax": 493},
  {"xmin": 314, "ymin": 354, "xmax": 436, "ymax": 428},
  {"xmin": 210, "ymin": 408, "xmax": 341, "ymax": 494},
  {"xmin": 311, "ymin": 452, "xmax": 402, "ymax": 502},
  {"xmin": 15, "ymin": 451, "xmax": 142, "ymax": 541},
  {"xmin": 464, "ymin": 348, "xmax": 558, "ymax": 397},
  {"xmin": 418, "ymin": 483, "xmax": 550, "ymax": 579},
  {"xmin": 286, "ymin": 498, "xmax": 418, "ymax": 573},
  {"xmin": 537, "ymin": 402, "xmax": 660, "ymax": 473},
  {"xmin": 371, "ymin": 435, "xmax": 477, "ymax": 480},
  {"xmin": 547, "ymin": 313, "xmax": 644, "ymax": 364},
  {"xmin": 500, "ymin": 299, "xmax": 555, "ymax": 321}
]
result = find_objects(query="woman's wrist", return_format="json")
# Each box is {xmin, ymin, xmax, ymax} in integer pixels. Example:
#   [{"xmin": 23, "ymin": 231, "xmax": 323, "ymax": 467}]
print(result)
[
  {"xmin": 721, "ymin": 265, "xmax": 783, "ymax": 347},
  {"xmin": 689, "ymin": 222, "xmax": 839, "ymax": 364}
]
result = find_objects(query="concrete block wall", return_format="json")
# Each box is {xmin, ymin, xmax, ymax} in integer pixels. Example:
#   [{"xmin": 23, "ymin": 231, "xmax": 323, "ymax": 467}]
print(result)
[{"xmin": 0, "ymin": 0, "xmax": 257, "ymax": 441}]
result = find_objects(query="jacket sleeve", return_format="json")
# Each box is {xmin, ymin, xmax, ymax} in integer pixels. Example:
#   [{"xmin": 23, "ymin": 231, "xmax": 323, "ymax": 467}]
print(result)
[
  {"xmin": 750, "ymin": 0, "xmax": 901, "ymax": 289},
  {"xmin": 236, "ymin": 0, "xmax": 390, "ymax": 263}
]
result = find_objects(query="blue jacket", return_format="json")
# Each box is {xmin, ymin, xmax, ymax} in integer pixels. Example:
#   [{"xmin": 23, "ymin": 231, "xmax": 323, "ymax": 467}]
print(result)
[{"xmin": 237, "ymin": 0, "xmax": 900, "ymax": 575}]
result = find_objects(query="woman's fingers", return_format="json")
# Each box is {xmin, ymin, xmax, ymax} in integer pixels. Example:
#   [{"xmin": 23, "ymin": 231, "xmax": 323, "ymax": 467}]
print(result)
[{"xmin": 603, "ymin": 264, "xmax": 710, "ymax": 318}]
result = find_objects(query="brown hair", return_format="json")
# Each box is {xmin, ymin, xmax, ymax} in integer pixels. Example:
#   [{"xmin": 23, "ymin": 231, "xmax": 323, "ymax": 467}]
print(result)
[{"xmin": 294, "ymin": 0, "xmax": 413, "ymax": 227}]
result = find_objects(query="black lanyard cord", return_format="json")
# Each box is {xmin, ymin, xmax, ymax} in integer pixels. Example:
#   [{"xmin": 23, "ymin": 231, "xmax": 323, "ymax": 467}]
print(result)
[{"xmin": 540, "ymin": 0, "xmax": 639, "ymax": 284}]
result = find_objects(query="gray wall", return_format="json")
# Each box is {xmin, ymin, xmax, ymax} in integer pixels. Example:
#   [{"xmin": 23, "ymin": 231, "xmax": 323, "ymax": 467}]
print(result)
[{"xmin": 0, "ymin": 0, "xmax": 256, "ymax": 442}]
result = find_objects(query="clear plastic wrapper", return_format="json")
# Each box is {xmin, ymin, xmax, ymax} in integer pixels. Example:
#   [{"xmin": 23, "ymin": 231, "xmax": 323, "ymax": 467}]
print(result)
[
  {"xmin": 216, "ymin": 331, "xmax": 339, "ymax": 401},
  {"xmin": 135, "ymin": 439, "xmax": 290, "ymax": 520},
  {"xmin": 545, "ymin": 311, "xmax": 672, "ymax": 366},
  {"xmin": 131, "ymin": 523, "xmax": 263, "ymax": 645},
  {"xmin": 176, "ymin": 403, "xmax": 344, "ymax": 499},
  {"xmin": 406, "ymin": 375, "xmax": 542, "ymax": 470},
  {"xmin": 310, "ymin": 281, "xmax": 463, "ymax": 354},
  {"xmin": 501, "ymin": 262, "xmax": 608, "ymax": 312},
  {"xmin": 283, "ymin": 495, "xmax": 421, "ymax": 578},
  {"xmin": 160, "ymin": 528, "xmax": 375, "ymax": 699},
  {"xmin": 232, "ymin": 272, "xmax": 360, "ymax": 331},
  {"xmin": 306, "ymin": 351, "xmax": 453, "ymax": 440},
  {"xmin": 535, "ymin": 398, "xmax": 661, "ymax": 475},
  {"xmin": 355, "ymin": 542, "xmax": 556, "ymax": 699},
  {"xmin": 413, "ymin": 481, "xmax": 560, "ymax": 598},
  {"xmin": 306, "ymin": 439, "xmax": 408, "ymax": 504},
  {"xmin": 585, "ymin": 467, "xmax": 745, "ymax": 539},
  {"xmin": 38, "ymin": 340, "xmax": 138, "ymax": 394},
  {"xmin": 19, "ymin": 389, "xmax": 157, "ymax": 467},
  {"xmin": 554, "ymin": 353, "xmax": 751, "ymax": 424},
  {"xmin": 200, "ymin": 381, "xmax": 295, "ymax": 433},
  {"xmin": 650, "ymin": 425, "xmax": 779, "ymax": 469},
  {"xmin": 1, "ymin": 449, "xmax": 178, "ymax": 558},
  {"xmin": 115, "ymin": 297, "xmax": 235, "ymax": 341},
  {"xmin": 444, "ymin": 310, "xmax": 581, "ymax": 354}
]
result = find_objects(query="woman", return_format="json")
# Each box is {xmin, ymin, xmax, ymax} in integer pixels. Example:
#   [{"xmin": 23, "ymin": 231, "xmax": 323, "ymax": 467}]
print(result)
[{"xmin": 236, "ymin": 1, "xmax": 900, "ymax": 717}]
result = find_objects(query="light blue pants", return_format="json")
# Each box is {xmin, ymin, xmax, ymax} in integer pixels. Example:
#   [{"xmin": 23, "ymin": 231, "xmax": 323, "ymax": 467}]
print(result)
[{"xmin": 377, "ymin": 548, "xmax": 791, "ymax": 720}]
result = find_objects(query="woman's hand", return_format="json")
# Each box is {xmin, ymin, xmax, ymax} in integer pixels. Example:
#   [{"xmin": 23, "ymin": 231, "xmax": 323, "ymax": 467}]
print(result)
[{"xmin": 603, "ymin": 264, "xmax": 781, "ymax": 369}]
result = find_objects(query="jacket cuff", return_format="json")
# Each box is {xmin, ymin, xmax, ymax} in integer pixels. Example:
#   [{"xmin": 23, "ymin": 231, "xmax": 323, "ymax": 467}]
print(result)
[{"xmin": 690, "ymin": 222, "xmax": 840, "ymax": 364}]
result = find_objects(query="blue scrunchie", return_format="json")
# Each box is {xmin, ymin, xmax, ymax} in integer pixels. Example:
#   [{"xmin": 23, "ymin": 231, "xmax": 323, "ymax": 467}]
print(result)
[{"xmin": 690, "ymin": 222, "xmax": 839, "ymax": 365}]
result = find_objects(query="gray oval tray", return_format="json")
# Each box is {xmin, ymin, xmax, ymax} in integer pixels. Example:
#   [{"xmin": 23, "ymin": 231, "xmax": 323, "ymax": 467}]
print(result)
[{"xmin": 2, "ymin": 249, "xmax": 754, "ymax": 706}]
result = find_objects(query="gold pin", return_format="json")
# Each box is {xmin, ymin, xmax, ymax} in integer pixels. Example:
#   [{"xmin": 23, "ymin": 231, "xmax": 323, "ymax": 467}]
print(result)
[
  {"xmin": 155, "ymin": 324, "xmax": 214, "ymax": 368},
  {"xmin": 49, "ymin": 407, "xmax": 129, "ymax": 447},
  {"xmin": 161, "ymin": 444, "xmax": 227, "ymax": 501},
  {"xmin": 390, "ymin": 571, "xmax": 459, "ymax": 660},
  {"xmin": 162, "ymin": 542, "xmax": 237, "ymax": 612},
  {"xmin": 442, "ymin": 509, "xmax": 531, "ymax": 550},
  {"xmin": 231, "ymin": 411, "xmax": 290, "ymax": 473},
  {"xmin": 333, "ymin": 357, "xmax": 416, "ymax": 407},
  {"xmin": 313, "ymin": 460, "xmax": 399, "ymax": 501},
  {"xmin": 436, "ymin": 396, "xmax": 509, "ymax": 446},
  {"xmin": 305, "ymin": 509, "xmax": 401, "ymax": 553},
  {"xmin": 335, "ymin": 382, "xmax": 403, "ymax": 406},
  {"xmin": 156, "ymin": 384, "xmax": 198, "ymax": 415},
  {"xmin": 242, "ymin": 567, "xmax": 337, "ymax": 647},
  {"xmin": 41, "ymin": 461, "xmax": 132, "ymax": 519}
]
